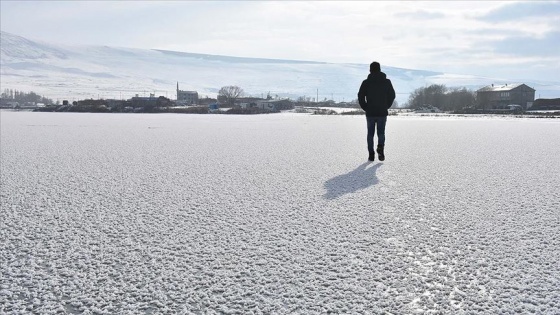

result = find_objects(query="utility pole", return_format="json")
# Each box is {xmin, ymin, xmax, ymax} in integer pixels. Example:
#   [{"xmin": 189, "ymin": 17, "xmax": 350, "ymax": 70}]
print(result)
[{"xmin": 316, "ymin": 89, "xmax": 318, "ymax": 103}]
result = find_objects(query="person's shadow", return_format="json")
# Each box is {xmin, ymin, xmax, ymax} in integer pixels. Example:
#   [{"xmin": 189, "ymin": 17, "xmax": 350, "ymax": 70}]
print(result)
[{"xmin": 323, "ymin": 162, "xmax": 381, "ymax": 200}]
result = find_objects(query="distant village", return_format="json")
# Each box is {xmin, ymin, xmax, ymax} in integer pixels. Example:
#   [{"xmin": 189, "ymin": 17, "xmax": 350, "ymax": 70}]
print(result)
[
  {"xmin": 1, "ymin": 82, "xmax": 559, "ymax": 115},
  {"xmin": 0, "ymin": 83, "xmax": 358, "ymax": 114}
]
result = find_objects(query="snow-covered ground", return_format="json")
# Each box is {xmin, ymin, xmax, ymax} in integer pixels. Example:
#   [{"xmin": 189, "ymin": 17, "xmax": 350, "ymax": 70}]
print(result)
[
  {"xmin": 1, "ymin": 111, "xmax": 559, "ymax": 314},
  {"xmin": 3, "ymin": 31, "xmax": 560, "ymax": 106}
]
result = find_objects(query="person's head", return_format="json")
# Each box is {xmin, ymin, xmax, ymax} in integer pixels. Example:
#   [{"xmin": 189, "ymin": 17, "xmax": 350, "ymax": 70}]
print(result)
[{"xmin": 370, "ymin": 62, "xmax": 381, "ymax": 73}]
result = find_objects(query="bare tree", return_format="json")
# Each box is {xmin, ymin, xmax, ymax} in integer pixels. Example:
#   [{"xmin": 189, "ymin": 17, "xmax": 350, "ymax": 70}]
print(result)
[
  {"xmin": 405, "ymin": 84, "xmax": 475, "ymax": 111},
  {"xmin": 405, "ymin": 84, "xmax": 447, "ymax": 109},
  {"xmin": 218, "ymin": 86, "xmax": 244, "ymax": 106},
  {"xmin": 445, "ymin": 87, "xmax": 476, "ymax": 111}
]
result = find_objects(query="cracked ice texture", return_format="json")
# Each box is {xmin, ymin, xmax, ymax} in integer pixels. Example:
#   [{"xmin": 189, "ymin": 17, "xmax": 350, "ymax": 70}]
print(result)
[{"xmin": 1, "ymin": 112, "xmax": 559, "ymax": 314}]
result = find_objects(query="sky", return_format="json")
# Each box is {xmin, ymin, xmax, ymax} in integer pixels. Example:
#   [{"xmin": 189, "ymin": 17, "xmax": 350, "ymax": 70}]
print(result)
[{"xmin": 1, "ymin": 1, "xmax": 559, "ymax": 82}]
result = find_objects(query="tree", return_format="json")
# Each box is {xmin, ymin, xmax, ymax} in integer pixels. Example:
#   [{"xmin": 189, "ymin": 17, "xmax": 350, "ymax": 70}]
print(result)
[
  {"xmin": 218, "ymin": 86, "xmax": 244, "ymax": 106},
  {"xmin": 445, "ymin": 87, "xmax": 476, "ymax": 111},
  {"xmin": 405, "ymin": 84, "xmax": 447, "ymax": 109},
  {"xmin": 1, "ymin": 89, "xmax": 54, "ymax": 105},
  {"xmin": 405, "ymin": 84, "xmax": 475, "ymax": 112}
]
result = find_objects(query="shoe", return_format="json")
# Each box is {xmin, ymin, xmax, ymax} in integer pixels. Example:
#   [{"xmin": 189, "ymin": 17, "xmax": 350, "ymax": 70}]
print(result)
[
  {"xmin": 376, "ymin": 145, "xmax": 385, "ymax": 161},
  {"xmin": 368, "ymin": 152, "xmax": 375, "ymax": 161}
]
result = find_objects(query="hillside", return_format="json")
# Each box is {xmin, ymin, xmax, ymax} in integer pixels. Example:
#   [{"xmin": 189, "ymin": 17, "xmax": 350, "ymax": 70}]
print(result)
[{"xmin": 1, "ymin": 31, "xmax": 558, "ymax": 104}]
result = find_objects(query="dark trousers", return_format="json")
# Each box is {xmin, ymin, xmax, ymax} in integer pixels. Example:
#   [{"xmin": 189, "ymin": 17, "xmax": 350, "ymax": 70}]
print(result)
[{"xmin": 366, "ymin": 116, "xmax": 387, "ymax": 153}]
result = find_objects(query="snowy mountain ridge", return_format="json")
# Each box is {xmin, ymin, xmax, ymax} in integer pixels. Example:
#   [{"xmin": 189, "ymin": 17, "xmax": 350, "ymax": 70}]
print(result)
[{"xmin": 1, "ymin": 31, "xmax": 558, "ymax": 104}]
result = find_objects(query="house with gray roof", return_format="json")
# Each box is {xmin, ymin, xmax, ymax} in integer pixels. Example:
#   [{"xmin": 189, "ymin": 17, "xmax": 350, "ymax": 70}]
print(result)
[{"xmin": 477, "ymin": 83, "xmax": 535, "ymax": 110}]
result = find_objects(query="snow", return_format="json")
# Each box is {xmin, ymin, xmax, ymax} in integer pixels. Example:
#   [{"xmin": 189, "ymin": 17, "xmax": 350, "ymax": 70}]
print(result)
[
  {"xmin": 1, "ymin": 111, "xmax": 559, "ymax": 313},
  {"xmin": 2, "ymin": 31, "xmax": 560, "ymax": 106},
  {"xmin": 477, "ymin": 83, "xmax": 525, "ymax": 92}
]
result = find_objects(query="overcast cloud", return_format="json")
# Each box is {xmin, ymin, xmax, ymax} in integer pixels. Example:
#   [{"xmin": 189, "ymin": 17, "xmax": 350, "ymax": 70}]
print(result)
[{"xmin": 1, "ymin": 1, "xmax": 559, "ymax": 81}]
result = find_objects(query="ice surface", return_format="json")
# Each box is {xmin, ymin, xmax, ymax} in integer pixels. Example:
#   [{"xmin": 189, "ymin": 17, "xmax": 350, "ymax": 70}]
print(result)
[{"xmin": 1, "ymin": 111, "xmax": 559, "ymax": 314}]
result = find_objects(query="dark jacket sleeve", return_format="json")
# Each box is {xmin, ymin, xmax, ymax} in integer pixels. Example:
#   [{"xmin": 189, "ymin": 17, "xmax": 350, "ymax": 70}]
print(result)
[
  {"xmin": 386, "ymin": 79, "xmax": 396, "ymax": 108},
  {"xmin": 358, "ymin": 80, "xmax": 367, "ymax": 110}
]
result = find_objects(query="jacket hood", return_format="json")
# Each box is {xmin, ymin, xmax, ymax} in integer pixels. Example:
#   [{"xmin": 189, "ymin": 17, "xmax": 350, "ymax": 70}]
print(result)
[{"xmin": 367, "ymin": 72, "xmax": 387, "ymax": 81}]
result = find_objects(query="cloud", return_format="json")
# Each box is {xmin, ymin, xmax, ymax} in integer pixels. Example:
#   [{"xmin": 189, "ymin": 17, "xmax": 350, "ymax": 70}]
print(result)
[
  {"xmin": 1, "ymin": 1, "xmax": 559, "ymax": 82},
  {"xmin": 488, "ymin": 31, "xmax": 560, "ymax": 57},
  {"xmin": 394, "ymin": 10, "xmax": 445, "ymax": 20},
  {"xmin": 478, "ymin": 1, "xmax": 560, "ymax": 22}
]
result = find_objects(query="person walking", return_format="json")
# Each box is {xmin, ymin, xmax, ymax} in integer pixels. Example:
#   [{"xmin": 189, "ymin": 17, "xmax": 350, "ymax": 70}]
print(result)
[{"xmin": 358, "ymin": 61, "xmax": 396, "ymax": 161}]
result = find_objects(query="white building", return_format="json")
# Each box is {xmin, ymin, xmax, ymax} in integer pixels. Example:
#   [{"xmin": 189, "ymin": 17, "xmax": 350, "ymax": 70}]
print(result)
[
  {"xmin": 256, "ymin": 100, "xmax": 279, "ymax": 111},
  {"xmin": 176, "ymin": 82, "xmax": 198, "ymax": 105}
]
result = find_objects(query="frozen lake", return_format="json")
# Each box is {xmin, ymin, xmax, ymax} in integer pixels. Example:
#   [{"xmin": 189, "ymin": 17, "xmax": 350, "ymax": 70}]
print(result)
[{"xmin": 1, "ymin": 111, "xmax": 559, "ymax": 314}]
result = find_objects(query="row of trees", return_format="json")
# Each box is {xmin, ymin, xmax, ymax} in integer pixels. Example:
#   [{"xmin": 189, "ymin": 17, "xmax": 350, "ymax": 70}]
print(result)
[
  {"xmin": 404, "ymin": 84, "xmax": 476, "ymax": 111},
  {"xmin": 1, "ymin": 89, "xmax": 55, "ymax": 105}
]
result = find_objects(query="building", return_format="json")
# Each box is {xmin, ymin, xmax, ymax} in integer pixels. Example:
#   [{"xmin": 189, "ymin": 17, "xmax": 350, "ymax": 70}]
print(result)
[
  {"xmin": 477, "ymin": 83, "xmax": 535, "ymax": 110},
  {"xmin": 131, "ymin": 94, "xmax": 158, "ymax": 108},
  {"xmin": 130, "ymin": 94, "xmax": 171, "ymax": 109},
  {"xmin": 237, "ymin": 99, "xmax": 280, "ymax": 111},
  {"xmin": 255, "ymin": 100, "xmax": 282, "ymax": 111},
  {"xmin": 176, "ymin": 82, "xmax": 198, "ymax": 105},
  {"xmin": 531, "ymin": 98, "xmax": 560, "ymax": 111}
]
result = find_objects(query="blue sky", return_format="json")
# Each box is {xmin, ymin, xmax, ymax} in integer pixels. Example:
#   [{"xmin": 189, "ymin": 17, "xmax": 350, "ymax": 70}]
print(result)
[{"xmin": 1, "ymin": 1, "xmax": 559, "ymax": 81}]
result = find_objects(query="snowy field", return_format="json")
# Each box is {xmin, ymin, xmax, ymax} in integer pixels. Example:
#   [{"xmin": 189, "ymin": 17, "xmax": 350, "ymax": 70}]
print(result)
[{"xmin": 1, "ymin": 111, "xmax": 559, "ymax": 314}]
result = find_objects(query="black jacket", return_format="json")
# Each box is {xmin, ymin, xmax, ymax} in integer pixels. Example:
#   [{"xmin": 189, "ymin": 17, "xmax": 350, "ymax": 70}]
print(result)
[{"xmin": 358, "ymin": 72, "xmax": 396, "ymax": 117}]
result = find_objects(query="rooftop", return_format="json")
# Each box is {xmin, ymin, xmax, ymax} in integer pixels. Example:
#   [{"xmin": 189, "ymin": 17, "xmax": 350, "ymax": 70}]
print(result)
[{"xmin": 478, "ymin": 83, "xmax": 533, "ymax": 92}]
